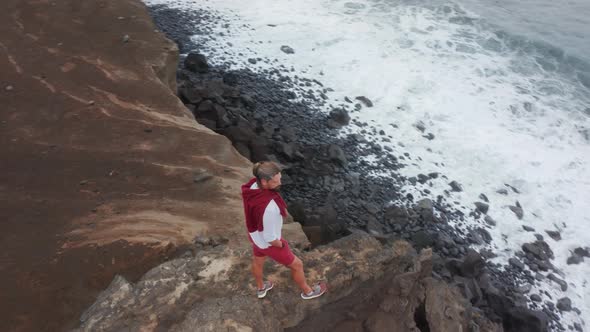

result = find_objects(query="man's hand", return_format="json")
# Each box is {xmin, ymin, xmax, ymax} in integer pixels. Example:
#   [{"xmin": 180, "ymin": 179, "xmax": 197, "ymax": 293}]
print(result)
[{"xmin": 270, "ymin": 239, "xmax": 283, "ymax": 248}]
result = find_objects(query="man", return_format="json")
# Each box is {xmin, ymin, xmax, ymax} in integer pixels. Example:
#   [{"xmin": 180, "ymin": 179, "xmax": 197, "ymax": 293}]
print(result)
[{"xmin": 241, "ymin": 161, "xmax": 327, "ymax": 300}]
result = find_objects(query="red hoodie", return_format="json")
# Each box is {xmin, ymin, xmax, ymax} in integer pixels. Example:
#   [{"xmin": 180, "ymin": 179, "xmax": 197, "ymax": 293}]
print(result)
[{"xmin": 241, "ymin": 178, "xmax": 287, "ymax": 233}]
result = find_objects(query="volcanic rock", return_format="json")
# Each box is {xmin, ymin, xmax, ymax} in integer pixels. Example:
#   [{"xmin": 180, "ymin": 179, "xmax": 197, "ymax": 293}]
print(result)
[
  {"xmin": 449, "ymin": 180, "xmax": 463, "ymax": 192},
  {"xmin": 474, "ymin": 202, "xmax": 489, "ymax": 214},
  {"xmin": 545, "ymin": 230, "xmax": 561, "ymax": 241},
  {"xmin": 280, "ymin": 45, "xmax": 295, "ymax": 54},
  {"xmin": 327, "ymin": 108, "xmax": 351, "ymax": 128},
  {"xmin": 556, "ymin": 297, "xmax": 572, "ymax": 312},
  {"xmin": 355, "ymin": 96, "xmax": 373, "ymax": 107},
  {"xmin": 184, "ymin": 52, "xmax": 209, "ymax": 73},
  {"xmin": 509, "ymin": 202, "xmax": 524, "ymax": 219}
]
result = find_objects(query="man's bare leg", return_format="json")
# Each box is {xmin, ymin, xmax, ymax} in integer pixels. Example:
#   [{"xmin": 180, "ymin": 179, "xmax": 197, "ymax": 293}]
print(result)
[
  {"xmin": 288, "ymin": 256, "xmax": 313, "ymax": 294},
  {"xmin": 252, "ymin": 256, "xmax": 266, "ymax": 289}
]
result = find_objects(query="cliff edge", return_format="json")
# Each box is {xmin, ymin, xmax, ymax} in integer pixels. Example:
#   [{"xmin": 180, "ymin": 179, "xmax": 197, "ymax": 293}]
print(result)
[{"xmin": 0, "ymin": 0, "xmax": 253, "ymax": 330}]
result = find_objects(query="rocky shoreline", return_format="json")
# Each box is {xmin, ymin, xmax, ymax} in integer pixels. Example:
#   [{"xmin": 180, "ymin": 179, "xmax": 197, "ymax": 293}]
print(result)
[{"xmin": 145, "ymin": 4, "xmax": 586, "ymax": 331}]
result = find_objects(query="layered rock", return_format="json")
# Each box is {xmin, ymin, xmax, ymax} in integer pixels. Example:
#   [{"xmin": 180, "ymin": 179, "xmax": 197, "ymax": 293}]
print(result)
[{"xmin": 0, "ymin": 0, "xmax": 251, "ymax": 330}]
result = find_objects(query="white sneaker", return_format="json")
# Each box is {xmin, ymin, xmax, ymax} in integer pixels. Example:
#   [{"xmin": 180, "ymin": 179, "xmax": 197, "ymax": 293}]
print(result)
[
  {"xmin": 301, "ymin": 282, "xmax": 327, "ymax": 300},
  {"xmin": 257, "ymin": 280, "xmax": 274, "ymax": 299}
]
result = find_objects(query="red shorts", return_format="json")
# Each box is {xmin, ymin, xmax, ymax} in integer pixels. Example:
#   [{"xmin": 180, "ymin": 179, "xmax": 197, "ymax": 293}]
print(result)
[{"xmin": 252, "ymin": 239, "xmax": 295, "ymax": 266}]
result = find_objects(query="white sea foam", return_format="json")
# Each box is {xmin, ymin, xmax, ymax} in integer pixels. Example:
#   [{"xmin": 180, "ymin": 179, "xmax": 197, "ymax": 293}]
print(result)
[{"xmin": 146, "ymin": 0, "xmax": 590, "ymax": 327}]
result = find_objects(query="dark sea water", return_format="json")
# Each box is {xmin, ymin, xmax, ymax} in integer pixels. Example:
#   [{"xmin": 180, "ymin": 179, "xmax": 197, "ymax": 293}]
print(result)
[{"xmin": 459, "ymin": 0, "xmax": 590, "ymax": 63}]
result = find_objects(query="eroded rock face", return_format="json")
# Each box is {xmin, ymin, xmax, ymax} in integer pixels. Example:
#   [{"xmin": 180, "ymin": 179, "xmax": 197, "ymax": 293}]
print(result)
[
  {"xmin": 291, "ymin": 243, "xmax": 501, "ymax": 332},
  {"xmin": 75, "ymin": 233, "xmax": 501, "ymax": 332},
  {"xmin": 0, "ymin": 0, "xmax": 251, "ymax": 330}
]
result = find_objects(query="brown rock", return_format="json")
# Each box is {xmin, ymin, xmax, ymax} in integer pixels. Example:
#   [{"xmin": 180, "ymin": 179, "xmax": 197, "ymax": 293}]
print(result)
[
  {"xmin": 0, "ymin": 0, "xmax": 250, "ymax": 331},
  {"xmin": 73, "ymin": 234, "xmax": 501, "ymax": 332}
]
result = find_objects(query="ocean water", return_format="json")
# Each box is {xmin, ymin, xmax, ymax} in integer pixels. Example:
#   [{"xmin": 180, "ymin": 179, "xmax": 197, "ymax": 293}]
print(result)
[
  {"xmin": 458, "ymin": 0, "xmax": 590, "ymax": 64},
  {"xmin": 145, "ymin": 0, "xmax": 590, "ymax": 328}
]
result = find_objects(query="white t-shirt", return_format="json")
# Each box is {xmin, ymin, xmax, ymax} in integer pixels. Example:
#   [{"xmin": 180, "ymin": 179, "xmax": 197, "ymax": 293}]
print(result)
[{"xmin": 248, "ymin": 182, "xmax": 283, "ymax": 249}]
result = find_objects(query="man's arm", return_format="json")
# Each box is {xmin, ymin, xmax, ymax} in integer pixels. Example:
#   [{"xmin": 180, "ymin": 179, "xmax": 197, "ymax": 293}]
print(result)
[{"xmin": 269, "ymin": 239, "xmax": 283, "ymax": 248}]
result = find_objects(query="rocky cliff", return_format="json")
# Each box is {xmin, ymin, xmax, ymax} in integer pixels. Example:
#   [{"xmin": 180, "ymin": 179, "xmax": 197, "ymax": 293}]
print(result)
[
  {"xmin": 1, "ymin": 0, "xmax": 252, "ymax": 330},
  {"xmin": 75, "ymin": 231, "xmax": 500, "ymax": 332}
]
